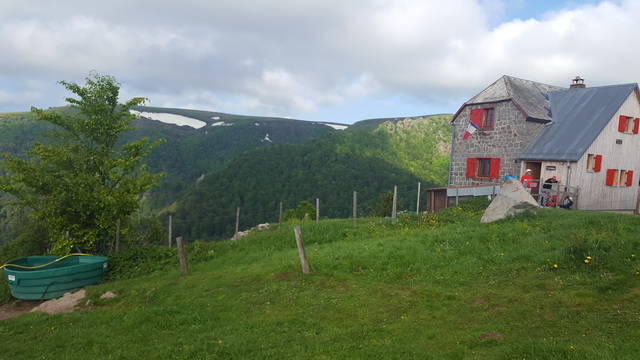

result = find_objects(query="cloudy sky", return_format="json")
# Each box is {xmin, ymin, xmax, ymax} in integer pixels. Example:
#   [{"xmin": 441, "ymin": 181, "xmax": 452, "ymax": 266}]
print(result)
[{"xmin": 0, "ymin": 0, "xmax": 635, "ymax": 124}]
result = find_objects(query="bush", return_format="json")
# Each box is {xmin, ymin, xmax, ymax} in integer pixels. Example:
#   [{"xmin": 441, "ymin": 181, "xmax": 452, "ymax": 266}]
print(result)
[{"xmin": 284, "ymin": 201, "xmax": 316, "ymax": 221}]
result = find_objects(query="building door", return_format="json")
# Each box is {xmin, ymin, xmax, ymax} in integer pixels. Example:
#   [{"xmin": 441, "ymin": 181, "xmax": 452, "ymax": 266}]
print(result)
[{"xmin": 524, "ymin": 162, "xmax": 542, "ymax": 195}]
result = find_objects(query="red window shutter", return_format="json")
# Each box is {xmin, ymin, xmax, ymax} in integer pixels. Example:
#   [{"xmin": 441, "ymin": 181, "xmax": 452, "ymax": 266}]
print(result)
[
  {"xmin": 606, "ymin": 169, "xmax": 616, "ymax": 186},
  {"xmin": 489, "ymin": 158, "xmax": 501, "ymax": 179},
  {"xmin": 594, "ymin": 155, "xmax": 602, "ymax": 172},
  {"xmin": 619, "ymin": 115, "xmax": 628, "ymax": 132},
  {"xmin": 634, "ymin": 118, "xmax": 640, "ymax": 134},
  {"xmin": 470, "ymin": 109, "xmax": 484, "ymax": 127},
  {"xmin": 466, "ymin": 158, "xmax": 477, "ymax": 178},
  {"xmin": 627, "ymin": 171, "xmax": 634, "ymax": 186}
]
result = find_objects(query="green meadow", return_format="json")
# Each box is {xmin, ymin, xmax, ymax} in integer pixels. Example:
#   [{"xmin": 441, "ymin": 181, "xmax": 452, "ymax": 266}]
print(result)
[{"xmin": 2, "ymin": 200, "xmax": 640, "ymax": 359}]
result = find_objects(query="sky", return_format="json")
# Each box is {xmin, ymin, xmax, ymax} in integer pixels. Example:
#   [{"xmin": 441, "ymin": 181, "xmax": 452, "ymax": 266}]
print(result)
[{"xmin": 0, "ymin": 0, "xmax": 634, "ymax": 124}]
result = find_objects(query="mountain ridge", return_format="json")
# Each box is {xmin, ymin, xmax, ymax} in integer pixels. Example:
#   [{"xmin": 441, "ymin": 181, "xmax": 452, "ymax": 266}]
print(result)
[{"xmin": 0, "ymin": 106, "xmax": 453, "ymax": 242}]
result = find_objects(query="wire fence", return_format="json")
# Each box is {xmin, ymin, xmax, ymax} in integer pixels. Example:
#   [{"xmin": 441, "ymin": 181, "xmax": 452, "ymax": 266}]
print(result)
[{"xmin": 166, "ymin": 183, "xmax": 431, "ymax": 242}]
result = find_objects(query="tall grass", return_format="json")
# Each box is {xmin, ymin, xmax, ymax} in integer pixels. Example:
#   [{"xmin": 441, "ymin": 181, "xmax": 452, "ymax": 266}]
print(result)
[{"xmin": 2, "ymin": 201, "xmax": 640, "ymax": 359}]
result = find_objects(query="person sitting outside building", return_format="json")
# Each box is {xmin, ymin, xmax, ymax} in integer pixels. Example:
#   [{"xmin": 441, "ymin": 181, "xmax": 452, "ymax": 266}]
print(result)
[
  {"xmin": 521, "ymin": 169, "xmax": 533, "ymax": 192},
  {"xmin": 503, "ymin": 170, "xmax": 519, "ymax": 182},
  {"xmin": 541, "ymin": 176, "xmax": 558, "ymax": 206}
]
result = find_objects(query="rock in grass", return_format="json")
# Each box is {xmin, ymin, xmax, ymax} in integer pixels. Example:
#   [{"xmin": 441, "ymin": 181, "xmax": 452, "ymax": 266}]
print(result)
[{"xmin": 481, "ymin": 178, "xmax": 539, "ymax": 223}]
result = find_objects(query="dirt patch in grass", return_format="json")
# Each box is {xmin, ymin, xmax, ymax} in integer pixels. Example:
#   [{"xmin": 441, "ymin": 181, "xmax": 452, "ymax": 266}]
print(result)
[
  {"xmin": 471, "ymin": 298, "xmax": 485, "ymax": 306},
  {"xmin": 0, "ymin": 299, "xmax": 41, "ymax": 320},
  {"xmin": 479, "ymin": 332, "xmax": 504, "ymax": 340},
  {"xmin": 0, "ymin": 289, "xmax": 109, "ymax": 320}
]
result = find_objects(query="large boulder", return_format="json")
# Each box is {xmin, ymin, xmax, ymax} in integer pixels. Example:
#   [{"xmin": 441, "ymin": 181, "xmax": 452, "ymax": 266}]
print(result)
[{"xmin": 481, "ymin": 178, "xmax": 539, "ymax": 223}]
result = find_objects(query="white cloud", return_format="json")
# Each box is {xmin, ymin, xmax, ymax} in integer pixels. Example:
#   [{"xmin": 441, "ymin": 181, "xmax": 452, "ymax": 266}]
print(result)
[{"xmin": 0, "ymin": 0, "xmax": 638, "ymax": 123}]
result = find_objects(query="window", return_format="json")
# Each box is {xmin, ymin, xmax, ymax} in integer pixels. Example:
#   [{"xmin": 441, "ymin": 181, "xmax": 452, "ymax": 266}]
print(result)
[
  {"xmin": 466, "ymin": 157, "xmax": 500, "ymax": 179},
  {"xmin": 477, "ymin": 158, "xmax": 491, "ymax": 178},
  {"xmin": 620, "ymin": 170, "xmax": 628, "ymax": 186},
  {"xmin": 469, "ymin": 107, "xmax": 495, "ymax": 130},
  {"xmin": 482, "ymin": 108, "xmax": 495, "ymax": 129},
  {"xmin": 618, "ymin": 115, "xmax": 639, "ymax": 133},
  {"xmin": 606, "ymin": 169, "xmax": 634, "ymax": 186},
  {"xmin": 586, "ymin": 154, "xmax": 602, "ymax": 172}
]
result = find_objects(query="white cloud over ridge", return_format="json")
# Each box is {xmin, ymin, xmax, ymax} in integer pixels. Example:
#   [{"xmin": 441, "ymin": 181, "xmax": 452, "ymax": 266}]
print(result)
[{"xmin": 0, "ymin": 0, "xmax": 634, "ymax": 123}]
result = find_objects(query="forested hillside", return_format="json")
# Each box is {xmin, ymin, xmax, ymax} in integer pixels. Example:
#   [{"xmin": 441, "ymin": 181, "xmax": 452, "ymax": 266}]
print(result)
[
  {"xmin": 172, "ymin": 114, "xmax": 452, "ymax": 240},
  {"xmin": 126, "ymin": 108, "xmax": 341, "ymax": 211},
  {"xmin": 0, "ymin": 108, "xmax": 452, "ymax": 245},
  {"xmin": 0, "ymin": 107, "xmax": 341, "ymax": 212}
]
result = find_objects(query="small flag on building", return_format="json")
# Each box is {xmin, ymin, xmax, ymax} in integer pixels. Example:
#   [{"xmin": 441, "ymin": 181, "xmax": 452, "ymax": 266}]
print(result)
[{"xmin": 463, "ymin": 109, "xmax": 483, "ymax": 140}]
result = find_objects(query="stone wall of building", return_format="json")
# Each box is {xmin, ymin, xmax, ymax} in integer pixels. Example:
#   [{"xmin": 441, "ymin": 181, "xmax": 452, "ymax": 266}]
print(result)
[{"xmin": 449, "ymin": 101, "xmax": 545, "ymax": 186}]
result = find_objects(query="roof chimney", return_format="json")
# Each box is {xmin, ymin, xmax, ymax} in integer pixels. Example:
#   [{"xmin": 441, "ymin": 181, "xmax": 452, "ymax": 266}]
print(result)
[{"xmin": 570, "ymin": 76, "xmax": 586, "ymax": 89}]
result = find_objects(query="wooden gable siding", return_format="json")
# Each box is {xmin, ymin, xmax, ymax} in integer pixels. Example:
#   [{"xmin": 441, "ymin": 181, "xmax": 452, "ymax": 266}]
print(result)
[
  {"xmin": 449, "ymin": 100, "xmax": 545, "ymax": 186},
  {"xmin": 573, "ymin": 92, "xmax": 640, "ymax": 210}
]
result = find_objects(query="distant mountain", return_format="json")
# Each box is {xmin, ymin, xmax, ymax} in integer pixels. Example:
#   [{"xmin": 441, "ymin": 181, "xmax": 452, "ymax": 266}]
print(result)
[
  {"xmin": 172, "ymin": 114, "xmax": 452, "ymax": 240},
  {"xmin": 0, "ymin": 107, "xmax": 453, "ymax": 242},
  {"xmin": 126, "ymin": 106, "xmax": 351, "ymax": 211}
]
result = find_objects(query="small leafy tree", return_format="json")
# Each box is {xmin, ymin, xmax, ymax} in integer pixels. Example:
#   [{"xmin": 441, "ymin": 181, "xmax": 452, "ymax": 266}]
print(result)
[
  {"xmin": 283, "ymin": 201, "xmax": 316, "ymax": 221},
  {"xmin": 368, "ymin": 191, "xmax": 401, "ymax": 218},
  {"xmin": 0, "ymin": 72, "xmax": 164, "ymax": 254}
]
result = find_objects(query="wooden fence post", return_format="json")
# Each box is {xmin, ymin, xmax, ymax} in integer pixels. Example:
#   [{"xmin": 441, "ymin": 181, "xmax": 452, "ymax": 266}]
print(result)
[
  {"xmin": 316, "ymin": 198, "xmax": 320, "ymax": 223},
  {"xmin": 115, "ymin": 219, "xmax": 121, "ymax": 252},
  {"xmin": 279, "ymin": 202, "xmax": 283, "ymax": 231},
  {"xmin": 176, "ymin": 236, "xmax": 189, "ymax": 275},
  {"xmin": 392, "ymin": 185, "xmax": 398, "ymax": 222},
  {"xmin": 352, "ymin": 191, "xmax": 357, "ymax": 227},
  {"xmin": 168, "ymin": 214, "xmax": 173, "ymax": 248},
  {"xmin": 294, "ymin": 226, "xmax": 311, "ymax": 275},
  {"xmin": 416, "ymin": 182, "xmax": 421, "ymax": 214},
  {"xmin": 235, "ymin": 206, "xmax": 240, "ymax": 236}
]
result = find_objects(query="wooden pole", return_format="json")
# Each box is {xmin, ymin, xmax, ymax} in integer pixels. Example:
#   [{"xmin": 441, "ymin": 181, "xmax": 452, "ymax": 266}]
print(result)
[
  {"xmin": 316, "ymin": 198, "xmax": 320, "ymax": 223},
  {"xmin": 235, "ymin": 206, "xmax": 240, "ymax": 236},
  {"xmin": 176, "ymin": 236, "xmax": 189, "ymax": 275},
  {"xmin": 115, "ymin": 219, "xmax": 121, "ymax": 252},
  {"xmin": 352, "ymin": 191, "xmax": 357, "ymax": 227},
  {"xmin": 168, "ymin": 214, "xmax": 173, "ymax": 248},
  {"xmin": 392, "ymin": 185, "xmax": 398, "ymax": 222},
  {"xmin": 294, "ymin": 226, "xmax": 311, "ymax": 275},
  {"xmin": 279, "ymin": 202, "xmax": 283, "ymax": 231},
  {"xmin": 416, "ymin": 182, "xmax": 421, "ymax": 214}
]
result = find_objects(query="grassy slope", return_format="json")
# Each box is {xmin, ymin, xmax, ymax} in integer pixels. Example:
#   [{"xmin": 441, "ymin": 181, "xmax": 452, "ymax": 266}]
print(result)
[{"xmin": 2, "ymin": 204, "xmax": 640, "ymax": 359}]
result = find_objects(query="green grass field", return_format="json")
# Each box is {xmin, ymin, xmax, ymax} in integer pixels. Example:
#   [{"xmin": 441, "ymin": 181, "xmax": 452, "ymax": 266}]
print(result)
[{"xmin": 2, "ymin": 201, "xmax": 640, "ymax": 359}]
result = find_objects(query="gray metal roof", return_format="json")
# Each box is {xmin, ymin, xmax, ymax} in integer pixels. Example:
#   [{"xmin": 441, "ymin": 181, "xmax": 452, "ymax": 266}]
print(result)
[{"xmin": 519, "ymin": 83, "xmax": 639, "ymax": 161}]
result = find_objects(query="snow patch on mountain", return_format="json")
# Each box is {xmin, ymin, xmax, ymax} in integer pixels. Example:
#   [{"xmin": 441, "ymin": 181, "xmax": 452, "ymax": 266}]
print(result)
[
  {"xmin": 130, "ymin": 110, "xmax": 206, "ymax": 129},
  {"xmin": 320, "ymin": 123, "xmax": 348, "ymax": 130}
]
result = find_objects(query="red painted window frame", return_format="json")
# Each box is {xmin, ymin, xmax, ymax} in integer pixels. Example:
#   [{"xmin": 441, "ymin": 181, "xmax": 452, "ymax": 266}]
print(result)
[
  {"xmin": 465, "ymin": 157, "xmax": 500, "ymax": 179},
  {"xmin": 594, "ymin": 155, "xmax": 602, "ymax": 172},
  {"xmin": 606, "ymin": 168, "xmax": 634, "ymax": 186},
  {"xmin": 606, "ymin": 169, "xmax": 616, "ymax": 186},
  {"xmin": 619, "ymin": 115, "xmax": 628, "ymax": 132},
  {"xmin": 466, "ymin": 158, "xmax": 476, "ymax": 178},
  {"xmin": 618, "ymin": 115, "xmax": 636, "ymax": 133}
]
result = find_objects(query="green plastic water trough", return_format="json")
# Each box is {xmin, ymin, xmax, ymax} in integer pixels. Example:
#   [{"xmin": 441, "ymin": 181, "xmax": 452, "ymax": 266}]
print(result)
[{"xmin": 2, "ymin": 255, "xmax": 108, "ymax": 300}]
